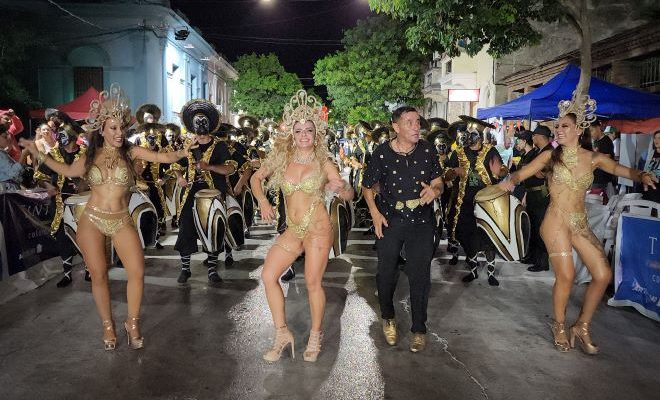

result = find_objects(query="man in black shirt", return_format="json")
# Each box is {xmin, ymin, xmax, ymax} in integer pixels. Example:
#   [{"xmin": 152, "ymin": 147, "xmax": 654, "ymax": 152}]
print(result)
[
  {"xmin": 362, "ymin": 106, "xmax": 444, "ymax": 353},
  {"xmin": 590, "ymin": 119, "xmax": 615, "ymax": 203},
  {"xmin": 517, "ymin": 126, "xmax": 553, "ymax": 272}
]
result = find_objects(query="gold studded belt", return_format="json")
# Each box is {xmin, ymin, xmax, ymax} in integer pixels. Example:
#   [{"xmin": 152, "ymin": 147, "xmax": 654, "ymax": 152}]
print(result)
[{"xmin": 394, "ymin": 198, "xmax": 423, "ymax": 211}]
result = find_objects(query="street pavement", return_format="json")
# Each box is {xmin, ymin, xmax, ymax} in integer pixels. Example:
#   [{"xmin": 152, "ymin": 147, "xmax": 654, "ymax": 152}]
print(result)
[{"xmin": 0, "ymin": 223, "xmax": 659, "ymax": 400}]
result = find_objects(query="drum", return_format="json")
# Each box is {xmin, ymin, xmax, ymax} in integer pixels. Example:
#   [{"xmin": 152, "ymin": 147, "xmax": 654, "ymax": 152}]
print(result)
[
  {"xmin": 164, "ymin": 177, "xmax": 182, "ymax": 220},
  {"xmin": 193, "ymin": 189, "xmax": 227, "ymax": 253},
  {"xmin": 240, "ymin": 184, "xmax": 255, "ymax": 233},
  {"xmin": 474, "ymin": 185, "xmax": 530, "ymax": 261},
  {"xmin": 225, "ymin": 194, "xmax": 245, "ymax": 250},
  {"xmin": 129, "ymin": 190, "xmax": 158, "ymax": 248},
  {"xmin": 327, "ymin": 194, "xmax": 351, "ymax": 258},
  {"xmin": 432, "ymin": 198, "xmax": 445, "ymax": 250},
  {"xmin": 63, "ymin": 192, "xmax": 90, "ymax": 253}
]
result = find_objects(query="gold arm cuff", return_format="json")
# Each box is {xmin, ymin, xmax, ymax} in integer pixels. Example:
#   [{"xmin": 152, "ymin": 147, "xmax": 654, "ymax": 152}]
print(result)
[{"xmin": 224, "ymin": 160, "xmax": 239, "ymax": 174}]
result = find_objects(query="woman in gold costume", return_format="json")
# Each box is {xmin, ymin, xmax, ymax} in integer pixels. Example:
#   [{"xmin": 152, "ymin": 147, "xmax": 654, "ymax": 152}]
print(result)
[
  {"xmin": 20, "ymin": 84, "xmax": 194, "ymax": 351},
  {"xmin": 500, "ymin": 95, "xmax": 657, "ymax": 355},
  {"xmin": 250, "ymin": 90, "xmax": 353, "ymax": 362}
]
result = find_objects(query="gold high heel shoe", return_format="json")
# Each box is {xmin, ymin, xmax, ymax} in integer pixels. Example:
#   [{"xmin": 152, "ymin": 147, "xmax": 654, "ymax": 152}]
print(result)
[
  {"xmin": 124, "ymin": 317, "xmax": 144, "ymax": 350},
  {"xmin": 549, "ymin": 320, "xmax": 570, "ymax": 352},
  {"xmin": 570, "ymin": 321, "xmax": 599, "ymax": 355},
  {"xmin": 303, "ymin": 330, "xmax": 323, "ymax": 362},
  {"xmin": 102, "ymin": 320, "xmax": 116, "ymax": 351},
  {"xmin": 263, "ymin": 326, "xmax": 295, "ymax": 362}
]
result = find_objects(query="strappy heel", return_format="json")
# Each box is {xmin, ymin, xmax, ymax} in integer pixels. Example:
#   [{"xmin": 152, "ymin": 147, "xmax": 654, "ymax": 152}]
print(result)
[
  {"xmin": 570, "ymin": 321, "xmax": 599, "ymax": 355},
  {"xmin": 102, "ymin": 320, "xmax": 116, "ymax": 351},
  {"xmin": 263, "ymin": 326, "xmax": 295, "ymax": 362},
  {"xmin": 549, "ymin": 320, "xmax": 570, "ymax": 352},
  {"xmin": 303, "ymin": 330, "xmax": 323, "ymax": 362},
  {"xmin": 124, "ymin": 317, "xmax": 144, "ymax": 350}
]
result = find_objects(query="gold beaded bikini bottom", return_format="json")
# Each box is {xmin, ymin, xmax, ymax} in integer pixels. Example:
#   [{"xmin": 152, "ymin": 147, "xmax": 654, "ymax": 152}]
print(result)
[{"xmin": 81, "ymin": 204, "xmax": 133, "ymax": 237}]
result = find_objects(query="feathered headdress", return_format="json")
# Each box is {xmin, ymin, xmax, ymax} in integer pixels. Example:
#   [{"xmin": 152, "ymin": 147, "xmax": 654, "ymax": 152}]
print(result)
[
  {"xmin": 557, "ymin": 91, "xmax": 597, "ymax": 130},
  {"xmin": 280, "ymin": 89, "xmax": 327, "ymax": 136},
  {"xmin": 86, "ymin": 83, "xmax": 132, "ymax": 132}
]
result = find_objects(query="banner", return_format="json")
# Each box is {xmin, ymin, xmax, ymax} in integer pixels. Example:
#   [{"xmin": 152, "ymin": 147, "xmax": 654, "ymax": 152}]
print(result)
[
  {"xmin": 608, "ymin": 214, "xmax": 660, "ymax": 322},
  {"xmin": 0, "ymin": 192, "xmax": 58, "ymax": 279}
]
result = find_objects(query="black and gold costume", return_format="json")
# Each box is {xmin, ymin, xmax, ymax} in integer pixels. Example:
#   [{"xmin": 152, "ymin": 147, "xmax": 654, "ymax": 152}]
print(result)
[
  {"xmin": 34, "ymin": 142, "xmax": 87, "ymax": 287},
  {"xmin": 445, "ymin": 143, "xmax": 503, "ymax": 285}
]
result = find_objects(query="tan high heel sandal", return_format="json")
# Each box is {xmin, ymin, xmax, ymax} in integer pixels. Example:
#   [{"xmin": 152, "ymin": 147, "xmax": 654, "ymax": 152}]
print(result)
[
  {"xmin": 550, "ymin": 320, "xmax": 570, "ymax": 352},
  {"xmin": 303, "ymin": 330, "xmax": 323, "ymax": 362},
  {"xmin": 570, "ymin": 321, "xmax": 599, "ymax": 355},
  {"xmin": 263, "ymin": 326, "xmax": 295, "ymax": 362},
  {"xmin": 102, "ymin": 320, "xmax": 116, "ymax": 351},
  {"xmin": 124, "ymin": 317, "xmax": 144, "ymax": 350}
]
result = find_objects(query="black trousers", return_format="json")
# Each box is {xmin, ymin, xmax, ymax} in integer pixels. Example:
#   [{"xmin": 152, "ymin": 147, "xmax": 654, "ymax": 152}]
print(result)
[
  {"xmin": 455, "ymin": 192, "xmax": 497, "ymax": 262},
  {"xmin": 376, "ymin": 222, "xmax": 435, "ymax": 333},
  {"xmin": 54, "ymin": 223, "xmax": 78, "ymax": 260},
  {"xmin": 174, "ymin": 184, "xmax": 207, "ymax": 256},
  {"xmin": 525, "ymin": 190, "xmax": 549, "ymax": 267}
]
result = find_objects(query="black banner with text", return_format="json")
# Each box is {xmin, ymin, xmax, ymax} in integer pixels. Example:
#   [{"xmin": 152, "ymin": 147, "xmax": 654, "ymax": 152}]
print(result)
[{"xmin": 0, "ymin": 193, "xmax": 58, "ymax": 279}]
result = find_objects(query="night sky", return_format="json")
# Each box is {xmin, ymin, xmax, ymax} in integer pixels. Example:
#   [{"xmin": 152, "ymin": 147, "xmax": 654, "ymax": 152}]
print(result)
[{"xmin": 170, "ymin": 0, "xmax": 374, "ymax": 95}]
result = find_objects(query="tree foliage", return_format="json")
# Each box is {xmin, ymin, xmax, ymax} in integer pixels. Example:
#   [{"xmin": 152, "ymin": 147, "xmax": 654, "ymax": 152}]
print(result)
[
  {"xmin": 230, "ymin": 53, "xmax": 302, "ymax": 120},
  {"xmin": 314, "ymin": 16, "xmax": 426, "ymax": 124},
  {"xmin": 0, "ymin": 14, "xmax": 49, "ymax": 106},
  {"xmin": 368, "ymin": 0, "xmax": 564, "ymax": 58}
]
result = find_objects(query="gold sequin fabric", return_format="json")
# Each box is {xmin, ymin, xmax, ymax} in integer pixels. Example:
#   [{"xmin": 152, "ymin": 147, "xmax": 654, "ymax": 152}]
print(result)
[
  {"xmin": 286, "ymin": 200, "xmax": 321, "ymax": 239},
  {"xmin": 80, "ymin": 204, "xmax": 132, "ymax": 237},
  {"xmin": 86, "ymin": 164, "xmax": 131, "ymax": 187},
  {"xmin": 281, "ymin": 173, "xmax": 323, "ymax": 197}
]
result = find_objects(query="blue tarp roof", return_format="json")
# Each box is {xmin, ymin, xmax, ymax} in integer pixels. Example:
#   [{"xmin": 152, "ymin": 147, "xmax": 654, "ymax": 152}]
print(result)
[{"xmin": 476, "ymin": 64, "xmax": 660, "ymax": 120}]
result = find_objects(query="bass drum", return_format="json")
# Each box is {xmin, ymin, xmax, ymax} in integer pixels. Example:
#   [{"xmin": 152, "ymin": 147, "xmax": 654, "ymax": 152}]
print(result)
[
  {"xmin": 129, "ymin": 189, "xmax": 158, "ymax": 248},
  {"xmin": 432, "ymin": 198, "xmax": 445, "ymax": 251},
  {"xmin": 225, "ymin": 194, "xmax": 245, "ymax": 250},
  {"xmin": 327, "ymin": 194, "xmax": 352, "ymax": 258},
  {"xmin": 240, "ymin": 184, "xmax": 255, "ymax": 234},
  {"xmin": 474, "ymin": 185, "xmax": 530, "ymax": 261},
  {"xmin": 193, "ymin": 189, "xmax": 227, "ymax": 253},
  {"xmin": 62, "ymin": 192, "xmax": 90, "ymax": 253},
  {"xmin": 163, "ymin": 177, "xmax": 183, "ymax": 221}
]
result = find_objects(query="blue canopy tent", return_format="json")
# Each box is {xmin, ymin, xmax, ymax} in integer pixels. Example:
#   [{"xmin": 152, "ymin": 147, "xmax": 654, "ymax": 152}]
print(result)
[{"xmin": 477, "ymin": 64, "xmax": 660, "ymax": 120}]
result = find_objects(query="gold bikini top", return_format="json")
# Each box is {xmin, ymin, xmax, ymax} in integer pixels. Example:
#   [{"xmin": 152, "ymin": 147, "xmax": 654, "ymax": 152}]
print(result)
[
  {"xmin": 551, "ymin": 164, "xmax": 593, "ymax": 191},
  {"xmin": 86, "ymin": 164, "xmax": 132, "ymax": 187},
  {"xmin": 281, "ymin": 173, "xmax": 323, "ymax": 196}
]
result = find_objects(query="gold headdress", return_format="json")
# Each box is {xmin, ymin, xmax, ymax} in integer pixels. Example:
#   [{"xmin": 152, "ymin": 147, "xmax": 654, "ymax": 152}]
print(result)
[
  {"xmin": 281, "ymin": 89, "xmax": 327, "ymax": 136},
  {"xmin": 557, "ymin": 91, "xmax": 597, "ymax": 130},
  {"xmin": 86, "ymin": 83, "xmax": 131, "ymax": 132}
]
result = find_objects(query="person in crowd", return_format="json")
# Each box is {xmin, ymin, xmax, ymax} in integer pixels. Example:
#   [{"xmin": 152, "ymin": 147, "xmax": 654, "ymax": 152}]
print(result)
[
  {"xmin": 171, "ymin": 100, "xmax": 238, "ymax": 283},
  {"xmin": 500, "ymin": 95, "xmax": 657, "ymax": 355},
  {"xmin": 362, "ymin": 106, "xmax": 443, "ymax": 353},
  {"xmin": 34, "ymin": 123, "xmax": 91, "ymax": 286},
  {"xmin": 444, "ymin": 117, "xmax": 507, "ymax": 286},
  {"xmin": 641, "ymin": 130, "xmax": 660, "ymax": 203},
  {"xmin": 0, "ymin": 124, "xmax": 26, "ymax": 192},
  {"xmin": 35, "ymin": 123, "xmax": 58, "ymax": 156},
  {"xmin": 589, "ymin": 119, "xmax": 615, "ymax": 203},
  {"xmin": 516, "ymin": 127, "xmax": 553, "ymax": 272},
  {"xmin": 20, "ymin": 83, "xmax": 194, "ymax": 351},
  {"xmin": 0, "ymin": 109, "xmax": 24, "ymax": 161},
  {"xmin": 250, "ymin": 90, "xmax": 353, "ymax": 362}
]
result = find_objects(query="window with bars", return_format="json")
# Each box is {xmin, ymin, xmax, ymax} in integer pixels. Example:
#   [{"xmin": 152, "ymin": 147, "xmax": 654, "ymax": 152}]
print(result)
[
  {"xmin": 73, "ymin": 67, "xmax": 103, "ymax": 97},
  {"xmin": 640, "ymin": 58, "xmax": 660, "ymax": 88}
]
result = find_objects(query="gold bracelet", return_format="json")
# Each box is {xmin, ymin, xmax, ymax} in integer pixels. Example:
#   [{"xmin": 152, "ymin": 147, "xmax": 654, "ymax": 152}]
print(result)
[{"xmin": 639, "ymin": 171, "xmax": 652, "ymax": 182}]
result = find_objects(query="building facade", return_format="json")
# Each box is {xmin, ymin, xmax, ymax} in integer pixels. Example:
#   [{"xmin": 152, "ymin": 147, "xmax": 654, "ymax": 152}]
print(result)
[
  {"xmin": 11, "ymin": 0, "xmax": 237, "ymax": 124},
  {"xmin": 421, "ymin": 48, "xmax": 496, "ymax": 122}
]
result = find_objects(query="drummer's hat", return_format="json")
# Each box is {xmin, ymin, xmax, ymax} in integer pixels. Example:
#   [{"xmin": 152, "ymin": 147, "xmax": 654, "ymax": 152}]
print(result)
[
  {"xmin": 458, "ymin": 115, "xmax": 495, "ymax": 133},
  {"xmin": 181, "ymin": 99, "xmax": 220, "ymax": 135},
  {"xmin": 136, "ymin": 104, "xmax": 161, "ymax": 125}
]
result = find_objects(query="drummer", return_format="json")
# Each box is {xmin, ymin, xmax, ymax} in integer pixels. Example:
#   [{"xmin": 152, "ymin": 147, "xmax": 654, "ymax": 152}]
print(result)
[
  {"xmin": 444, "ymin": 116, "xmax": 507, "ymax": 286},
  {"xmin": 516, "ymin": 126, "xmax": 553, "ymax": 272},
  {"xmin": 33, "ymin": 123, "xmax": 90, "ymax": 287},
  {"xmin": 172, "ymin": 100, "xmax": 237, "ymax": 284}
]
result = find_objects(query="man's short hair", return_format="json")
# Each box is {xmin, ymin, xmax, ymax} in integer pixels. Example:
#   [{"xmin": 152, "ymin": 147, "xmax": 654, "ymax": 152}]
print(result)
[{"xmin": 391, "ymin": 106, "xmax": 418, "ymax": 124}]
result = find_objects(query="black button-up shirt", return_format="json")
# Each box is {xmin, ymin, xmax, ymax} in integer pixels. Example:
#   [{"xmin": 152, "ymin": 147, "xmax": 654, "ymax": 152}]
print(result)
[{"xmin": 362, "ymin": 139, "xmax": 442, "ymax": 226}]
